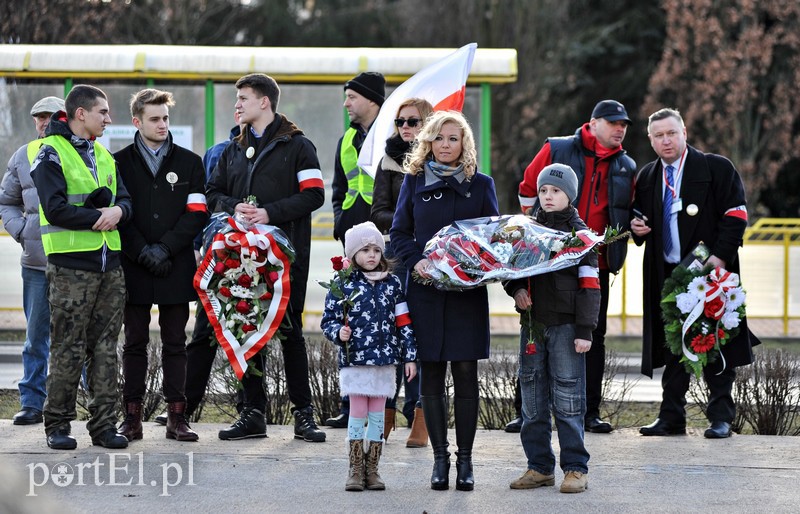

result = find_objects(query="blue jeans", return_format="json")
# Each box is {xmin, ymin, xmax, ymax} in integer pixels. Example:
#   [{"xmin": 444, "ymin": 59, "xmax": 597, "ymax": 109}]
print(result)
[
  {"xmin": 19, "ymin": 267, "xmax": 50, "ymax": 411},
  {"xmin": 518, "ymin": 323, "xmax": 589, "ymax": 474}
]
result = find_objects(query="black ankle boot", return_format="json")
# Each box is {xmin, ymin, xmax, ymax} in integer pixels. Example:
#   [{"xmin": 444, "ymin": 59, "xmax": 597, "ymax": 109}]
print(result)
[
  {"xmin": 421, "ymin": 394, "xmax": 450, "ymax": 490},
  {"xmin": 455, "ymin": 451, "xmax": 474, "ymax": 491},
  {"xmin": 454, "ymin": 397, "xmax": 478, "ymax": 491}
]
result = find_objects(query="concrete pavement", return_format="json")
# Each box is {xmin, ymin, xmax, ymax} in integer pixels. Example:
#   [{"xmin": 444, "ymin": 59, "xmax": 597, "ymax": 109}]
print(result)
[{"xmin": 0, "ymin": 420, "xmax": 798, "ymax": 513}]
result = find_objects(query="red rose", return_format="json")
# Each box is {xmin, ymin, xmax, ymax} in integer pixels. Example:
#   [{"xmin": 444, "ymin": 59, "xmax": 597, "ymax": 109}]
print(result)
[
  {"xmin": 331, "ymin": 256, "xmax": 344, "ymax": 271},
  {"xmin": 219, "ymin": 287, "xmax": 232, "ymax": 297},
  {"xmin": 703, "ymin": 297, "xmax": 725, "ymax": 320},
  {"xmin": 225, "ymin": 258, "xmax": 239, "ymax": 269},
  {"xmin": 242, "ymin": 323, "xmax": 256, "ymax": 333},
  {"xmin": 235, "ymin": 300, "xmax": 250, "ymax": 314},
  {"xmin": 256, "ymin": 265, "xmax": 266, "ymax": 275},
  {"xmin": 213, "ymin": 262, "xmax": 226, "ymax": 274},
  {"xmin": 268, "ymin": 271, "xmax": 279, "ymax": 283},
  {"xmin": 717, "ymin": 328, "xmax": 726, "ymax": 340},
  {"xmin": 238, "ymin": 274, "xmax": 253, "ymax": 288},
  {"xmin": 260, "ymin": 291, "xmax": 273, "ymax": 300},
  {"xmin": 525, "ymin": 341, "xmax": 537, "ymax": 355}
]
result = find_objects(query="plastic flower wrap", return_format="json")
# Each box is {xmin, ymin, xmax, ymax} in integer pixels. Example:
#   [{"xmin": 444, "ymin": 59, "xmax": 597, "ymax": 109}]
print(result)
[
  {"xmin": 416, "ymin": 214, "xmax": 620, "ymax": 291},
  {"xmin": 661, "ymin": 243, "xmax": 747, "ymax": 378},
  {"xmin": 194, "ymin": 214, "xmax": 295, "ymax": 379}
]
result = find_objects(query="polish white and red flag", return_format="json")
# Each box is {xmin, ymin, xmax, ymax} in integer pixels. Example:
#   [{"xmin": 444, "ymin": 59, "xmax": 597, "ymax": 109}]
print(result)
[{"xmin": 358, "ymin": 42, "xmax": 477, "ymax": 178}]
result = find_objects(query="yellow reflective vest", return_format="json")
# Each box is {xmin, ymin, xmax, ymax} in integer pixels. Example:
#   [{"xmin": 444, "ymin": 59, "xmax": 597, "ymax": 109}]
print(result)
[
  {"xmin": 32, "ymin": 136, "xmax": 121, "ymax": 255},
  {"xmin": 340, "ymin": 127, "xmax": 374, "ymax": 209}
]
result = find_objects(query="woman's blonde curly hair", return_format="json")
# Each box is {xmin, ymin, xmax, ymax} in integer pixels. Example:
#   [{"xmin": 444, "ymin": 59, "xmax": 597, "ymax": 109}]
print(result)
[{"xmin": 403, "ymin": 110, "xmax": 477, "ymax": 178}]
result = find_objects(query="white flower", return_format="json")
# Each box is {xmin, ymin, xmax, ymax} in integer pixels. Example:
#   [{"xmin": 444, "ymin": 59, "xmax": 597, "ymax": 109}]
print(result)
[
  {"xmin": 724, "ymin": 287, "xmax": 746, "ymax": 311},
  {"xmin": 688, "ymin": 276, "xmax": 709, "ymax": 300},
  {"xmin": 492, "ymin": 242, "xmax": 513, "ymax": 263},
  {"xmin": 721, "ymin": 311, "xmax": 741, "ymax": 330},
  {"xmin": 550, "ymin": 240, "xmax": 564, "ymax": 253},
  {"xmin": 676, "ymin": 292, "xmax": 699, "ymax": 314},
  {"xmin": 230, "ymin": 285, "xmax": 254, "ymax": 299},
  {"xmin": 226, "ymin": 319, "xmax": 236, "ymax": 329}
]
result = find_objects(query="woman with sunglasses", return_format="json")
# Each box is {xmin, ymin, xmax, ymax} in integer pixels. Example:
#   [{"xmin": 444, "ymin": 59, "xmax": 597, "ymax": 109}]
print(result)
[
  {"xmin": 390, "ymin": 110, "xmax": 499, "ymax": 491},
  {"xmin": 370, "ymin": 98, "xmax": 433, "ymax": 447}
]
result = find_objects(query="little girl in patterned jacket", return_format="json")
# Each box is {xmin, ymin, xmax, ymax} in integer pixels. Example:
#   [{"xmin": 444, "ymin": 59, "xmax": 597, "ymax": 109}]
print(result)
[{"xmin": 320, "ymin": 221, "xmax": 417, "ymax": 492}]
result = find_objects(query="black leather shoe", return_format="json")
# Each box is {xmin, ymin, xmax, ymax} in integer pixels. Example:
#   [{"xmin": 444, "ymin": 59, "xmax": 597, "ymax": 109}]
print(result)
[
  {"xmin": 504, "ymin": 417, "xmax": 523, "ymax": 433},
  {"xmin": 585, "ymin": 417, "xmax": 613, "ymax": 434},
  {"xmin": 92, "ymin": 428, "xmax": 129, "ymax": 449},
  {"xmin": 704, "ymin": 421, "xmax": 732, "ymax": 439},
  {"xmin": 639, "ymin": 418, "xmax": 686, "ymax": 436},
  {"xmin": 154, "ymin": 411, "xmax": 168, "ymax": 426},
  {"xmin": 324, "ymin": 413, "xmax": 348, "ymax": 428},
  {"xmin": 219, "ymin": 407, "xmax": 267, "ymax": 440},
  {"xmin": 13, "ymin": 408, "xmax": 43, "ymax": 425},
  {"xmin": 47, "ymin": 428, "xmax": 77, "ymax": 450}
]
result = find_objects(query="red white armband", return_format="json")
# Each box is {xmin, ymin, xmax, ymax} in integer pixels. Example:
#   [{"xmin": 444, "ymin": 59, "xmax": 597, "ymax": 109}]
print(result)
[
  {"xmin": 724, "ymin": 205, "xmax": 747, "ymax": 222},
  {"xmin": 395, "ymin": 302, "xmax": 412, "ymax": 327},
  {"xmin": 578, "ymin": 266, "xmax": 600, "ymax": 289},
  {"xmin": 297, "ymin": 168, "xmax": 324, "ymax": 191},
  {"xmin": 186, "ymin": 193, "xmax": 208, "ymax": 213}
]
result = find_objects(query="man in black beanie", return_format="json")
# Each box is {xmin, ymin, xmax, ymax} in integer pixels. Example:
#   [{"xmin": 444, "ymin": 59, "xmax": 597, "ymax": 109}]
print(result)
[{"xmin": 327, "ymin": 71, "xmax": 385, "ymax": 427}]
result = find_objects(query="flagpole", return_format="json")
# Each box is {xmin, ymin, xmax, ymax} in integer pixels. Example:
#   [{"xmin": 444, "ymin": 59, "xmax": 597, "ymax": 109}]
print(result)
[{"xmin": 480, "ymin": 83, "xmax": 492, "ymax": 176}]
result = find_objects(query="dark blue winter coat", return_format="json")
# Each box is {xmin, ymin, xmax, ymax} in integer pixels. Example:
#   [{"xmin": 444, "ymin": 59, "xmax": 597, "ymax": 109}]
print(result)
[
  {"xmin": 320, "ymin": 269, "xmax": 416, "ymax": 368},
  {"xmin": 390, "ymin": 170, "xmax": 499, "ymax": 362}
]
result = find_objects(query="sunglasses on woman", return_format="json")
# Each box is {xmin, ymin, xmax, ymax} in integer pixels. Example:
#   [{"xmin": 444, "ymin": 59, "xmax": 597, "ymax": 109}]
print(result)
[{"xmin": 394, "ymin": 117, "xmax": 421, "ymax": 128}]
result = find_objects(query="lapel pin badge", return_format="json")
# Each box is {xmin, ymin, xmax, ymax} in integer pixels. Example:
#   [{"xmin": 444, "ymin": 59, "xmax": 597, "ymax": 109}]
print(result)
[{"xmin": 686, "ymin": 204, "xmax": 699, "ymax": 216}]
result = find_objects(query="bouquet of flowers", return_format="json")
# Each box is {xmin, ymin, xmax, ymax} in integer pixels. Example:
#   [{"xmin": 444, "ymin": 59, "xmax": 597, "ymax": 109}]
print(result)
[
  {"xmin": 194, "ymin": 214, "xmax": 295, "ymax": 379},
  {"xmin": 416, "ymin": 214, "xmax": 626, "ymax": 291},
  {"xmin": 317, "ymin": 256, "xmax": 363, "ymax": 362},
  {"xmin": 661, "ymin": 244, "xmax": 747, "ymax": 378}
]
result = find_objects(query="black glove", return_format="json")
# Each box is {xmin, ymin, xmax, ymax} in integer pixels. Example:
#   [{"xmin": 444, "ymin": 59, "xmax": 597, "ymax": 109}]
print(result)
[
  {"xmin": 151, "ymin": 258, "xmax": 172, "ymax": 278},
  {"xmin": 138, "ymin": 243, "xmax": 170, "ymax": 273}
]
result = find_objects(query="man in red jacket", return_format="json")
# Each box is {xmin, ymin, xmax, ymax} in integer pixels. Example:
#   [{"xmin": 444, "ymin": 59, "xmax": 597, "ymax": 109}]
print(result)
[{"xmin": 513, "ymin": 100, "xmax": 637, "ymax": 434}]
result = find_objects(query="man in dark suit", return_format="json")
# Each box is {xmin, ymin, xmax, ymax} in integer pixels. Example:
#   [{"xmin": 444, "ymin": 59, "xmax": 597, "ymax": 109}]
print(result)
[
  {"xmin": 116, "ymin": 88, "xmax": 209, "ymax": 442},
  {"xmin": 631, "ymin": 107, "xmax": 759, "ymax": 439}
]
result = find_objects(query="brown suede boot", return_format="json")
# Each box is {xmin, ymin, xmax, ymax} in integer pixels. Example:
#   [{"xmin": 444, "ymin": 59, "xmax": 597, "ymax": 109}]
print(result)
[
  {"xmin": 365, "ymin": 440, "xmax": 386, "ymax": 490},
  {"xmin": 117, "ymin": 402, "xmax": 143, "ymax": 441},
  {"xmin": 345, "ymin": 439, "xmax": 365, "ymax": 491},
  {"xmin": 166, "ymin": 401, "xmax": 199, "ymax": 442},
  {"xmin": 406, "ymin": 406, "xmax": 429, "ymax": 448},
  {"xmin": 383, "ymin": 407, "xmax": 395, "ymax": 442}
]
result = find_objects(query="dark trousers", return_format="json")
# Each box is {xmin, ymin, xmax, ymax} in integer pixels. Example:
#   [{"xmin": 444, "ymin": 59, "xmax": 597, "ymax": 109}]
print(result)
[
  {"xmin": 185, "ymin": 305, "xmax": 313, "ymax": 414},
  {"xmin": 585, "ymin": 270, "xmax": 609, "ymax": 420},
  {"xmin": 241, "ymin": 306, "xmax": 313, "ymax": 412},
  {"xmin": 184, "ymin": 307, "xmax": 216, "ymax": 414},
  {"xmin": 659, "ymin": 348, "xmax": 736, "ymax": 424},
  {"xmin": 122, "ymin": 302, "xmax": 190, "ymax": 403}
]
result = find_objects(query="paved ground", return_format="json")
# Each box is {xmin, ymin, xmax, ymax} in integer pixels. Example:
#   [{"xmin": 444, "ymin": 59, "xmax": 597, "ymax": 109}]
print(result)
[{"xmin": 1, "ymin": 420, "xmax": 798, "ymax": 513}]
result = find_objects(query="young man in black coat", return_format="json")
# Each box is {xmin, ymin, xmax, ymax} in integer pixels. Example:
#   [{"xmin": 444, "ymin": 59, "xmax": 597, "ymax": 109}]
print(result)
[
  {"xmin": 206, "ymin": 73, "xmax": 326, "ymax": 442},
  {"xmin": 631, "ymin": 107, "xmax": 759, "ymax": 439},
  {"xmin": 116, "ymin": 89, "xmax": 209, "ymax": 442}
]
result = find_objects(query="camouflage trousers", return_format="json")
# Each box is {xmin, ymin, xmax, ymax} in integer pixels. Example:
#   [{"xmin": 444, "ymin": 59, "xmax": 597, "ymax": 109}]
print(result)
[{"xmin": 43, "ymin": 264, "xmax": 125, "ymax": 438}]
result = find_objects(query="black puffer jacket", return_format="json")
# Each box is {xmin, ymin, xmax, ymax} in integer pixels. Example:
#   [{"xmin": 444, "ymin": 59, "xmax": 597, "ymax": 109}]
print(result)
[{"xmin": 206, "ymin": 114, "xmax": 324, "ymax": 312}]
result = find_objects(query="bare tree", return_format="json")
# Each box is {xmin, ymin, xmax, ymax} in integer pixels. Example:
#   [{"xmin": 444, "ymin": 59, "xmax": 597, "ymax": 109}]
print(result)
[{"xmin": 642, "ymin": 0, "xmax": 800, "ymax": 212}]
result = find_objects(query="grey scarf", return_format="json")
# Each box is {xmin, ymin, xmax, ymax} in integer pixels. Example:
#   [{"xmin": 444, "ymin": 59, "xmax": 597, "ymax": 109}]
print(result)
[{"xmin": 135, "ymin": 131, "xmax": 172, "ymax": 177}]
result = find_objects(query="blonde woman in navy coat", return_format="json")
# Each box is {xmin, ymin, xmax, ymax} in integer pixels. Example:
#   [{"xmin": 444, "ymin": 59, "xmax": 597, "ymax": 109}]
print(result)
[{"xmin": 390, "ymin": 110, "xmax": 499, "ymax": 492}]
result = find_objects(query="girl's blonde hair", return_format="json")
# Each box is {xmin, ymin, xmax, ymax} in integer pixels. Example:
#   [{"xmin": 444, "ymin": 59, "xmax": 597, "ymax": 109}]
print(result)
[{"xmin": 403, "ymin": 110, "xmax": 477, "ymax": 177}]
